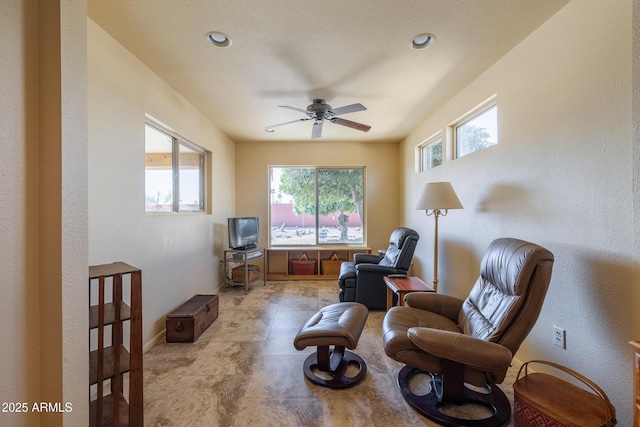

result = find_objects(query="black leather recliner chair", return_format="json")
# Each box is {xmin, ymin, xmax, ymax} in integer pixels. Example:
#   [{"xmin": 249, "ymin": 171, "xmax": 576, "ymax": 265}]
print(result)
[{"xmin": 338, "ymin": 227, "xmax": 419, "ymax": 310}]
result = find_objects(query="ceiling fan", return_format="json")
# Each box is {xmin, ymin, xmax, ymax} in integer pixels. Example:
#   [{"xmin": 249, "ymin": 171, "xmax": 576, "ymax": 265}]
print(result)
[{"xmin": 265, "ymin": 99, "xmax": 371, "ymax": 139}]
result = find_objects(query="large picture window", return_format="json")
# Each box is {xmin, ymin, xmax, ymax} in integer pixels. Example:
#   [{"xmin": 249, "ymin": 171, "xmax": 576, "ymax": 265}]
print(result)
[
  {"xmin": 270, "ymin": 167, "xmax": 365, "ymax": 245},
  {"xmin": 145, "ymin": 123, "xmax": 205, "ymax": 213}
]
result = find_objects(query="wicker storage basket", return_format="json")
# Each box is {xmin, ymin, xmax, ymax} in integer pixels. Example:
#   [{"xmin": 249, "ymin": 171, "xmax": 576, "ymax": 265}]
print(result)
[
  {"xmin": 513, "ymin": 360, "xmax": 616, "ymax": 427},
  {"xmin": 231, "ymin": 264, "xmax": 260, "ymax": 283},
  {"xmin": 289, "ymin": 252, "xmax": 317, "ymax": 275},
  {"xmin": 321, "ymin": 252, "xmax": 345, "ymax": 276}
]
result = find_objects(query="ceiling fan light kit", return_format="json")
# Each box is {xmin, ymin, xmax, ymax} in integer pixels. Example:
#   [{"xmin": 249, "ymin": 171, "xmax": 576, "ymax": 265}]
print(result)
[{"xmin": 265, "ymin": 99, "xmax": 371, "ymax": 139}]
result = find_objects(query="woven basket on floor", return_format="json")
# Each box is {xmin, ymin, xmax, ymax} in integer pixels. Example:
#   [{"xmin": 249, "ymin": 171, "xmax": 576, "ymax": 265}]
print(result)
[
  {"xmin": 231, "ymin": 264, "xmax": 260, "ymax": 283},
  {"xmin": 289, "ymin": 252, "xmax": 317, "ymax": 275},
  {"xmin": 513, "ymin": 360, "xmax": 616, "ymax": 427},
  {"xmin": 321, "ymin": 251, "xmax": 345, "ymax": 276}
]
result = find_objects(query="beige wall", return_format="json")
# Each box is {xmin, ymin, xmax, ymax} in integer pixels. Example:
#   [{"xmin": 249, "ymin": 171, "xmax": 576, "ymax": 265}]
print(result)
[
  {"xmin": 88, "ymin": 19, "xmax": 236, "ymax": 346},
  {"xmin": 234, "ymin": 141, "xmax": 400, "ymax": 254},
  {"xmin": 634, "ymin": 0, "xmax": 640, "ymax": 344},
  {"xmin": 2, "ymin": 1, "xmax": 638, "ymax": 426},
  {"xmin": 1, "ymin": 1, "xmax": 88, "ymax": 425},
  {"xmin": 1, "ymin": 3, "xmax": 42, "ymax": 425},
  {"xmin": 401, "ymin": 0, "xmax": 634, "ymax": 424}
]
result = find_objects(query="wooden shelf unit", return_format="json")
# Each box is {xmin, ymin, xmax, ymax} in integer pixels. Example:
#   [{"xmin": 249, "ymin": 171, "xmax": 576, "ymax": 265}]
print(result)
[
  {"xmin": 631, "ymin": 341, "xmax": 640, "ymax": 427},
  {"xmin": 89, "ymin": 262, "xmax": 143, "ymax": 427},
  {"xmin": 266, "ymin": 247, "xmax": 371, "ymax": 280}
]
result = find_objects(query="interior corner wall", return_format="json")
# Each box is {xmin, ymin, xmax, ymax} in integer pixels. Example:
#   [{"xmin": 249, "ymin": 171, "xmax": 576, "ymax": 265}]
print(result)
[
  {"xmin": 234, "ymin": 141, "xmax": 399, "ymax": 254},
  {"xmin": 633, "ymin": 0, "xmax": 640, "ymax": 343},
  {"xmin": 1, "ymin": 2, "xmax": 43, "ymax": 426},
  {"xmin": 400, "ymin": 0, "xmax": 634, "ymax": 424},
  {"xmin": 87, "ymin": 19, "xmax": 236, "ymax": 346},
  {"xmin": 2, "ymin": 1, "xmax": 89, "ymax": 426},
  {"xmin": 59, "ymin": 2, "xmax": 89, "ymax": 424}
]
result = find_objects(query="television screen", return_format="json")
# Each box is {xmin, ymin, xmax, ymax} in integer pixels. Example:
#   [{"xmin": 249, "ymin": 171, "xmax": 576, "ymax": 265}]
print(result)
[{"xmin": 228, "ymin": 217, "xmax": 259, "ymax": 250}]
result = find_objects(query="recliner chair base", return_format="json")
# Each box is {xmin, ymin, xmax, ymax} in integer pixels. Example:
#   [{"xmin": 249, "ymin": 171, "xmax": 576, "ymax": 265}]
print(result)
[
  {"xmin": 397, "ymin": 366, "xmax": 511, "ymax": 427},
  {"xmin": 303, "ymin": 345, "xmax": 367, "ymax": 389}
]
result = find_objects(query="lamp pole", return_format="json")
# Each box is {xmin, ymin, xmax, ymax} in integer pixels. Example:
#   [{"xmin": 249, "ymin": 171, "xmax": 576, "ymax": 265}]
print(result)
[
  {"xmin": 415, "ymin": 181, "xmax": 463, "ymax": 292},
  {"xmin": 426, "ymin": 208, "xmax": 448, "ymax": 292}
]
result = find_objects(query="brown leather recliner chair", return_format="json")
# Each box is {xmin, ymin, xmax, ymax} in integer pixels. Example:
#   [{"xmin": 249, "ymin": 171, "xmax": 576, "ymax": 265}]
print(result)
[{"xmin": 382, "ymin": 238, "xmax": 554, "ymax": 427}]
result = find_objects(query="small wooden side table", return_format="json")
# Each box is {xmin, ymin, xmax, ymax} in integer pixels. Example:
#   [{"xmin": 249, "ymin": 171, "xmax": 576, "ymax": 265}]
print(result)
[{"xmin": 383, "ymin": 276, "xmax": 435, "ymax": 311}]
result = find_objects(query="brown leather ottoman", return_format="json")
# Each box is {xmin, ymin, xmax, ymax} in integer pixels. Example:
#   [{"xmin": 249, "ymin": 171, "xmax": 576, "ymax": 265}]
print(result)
[{"xmin": 293, "ymin": 302, "xmax": 369, "ymax": 389}]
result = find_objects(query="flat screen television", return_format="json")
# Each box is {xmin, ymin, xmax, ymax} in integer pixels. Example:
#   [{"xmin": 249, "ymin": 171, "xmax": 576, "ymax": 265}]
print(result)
[{"xmin": 228, "ymin": 216, "xmax": 260, "ymax": 250}]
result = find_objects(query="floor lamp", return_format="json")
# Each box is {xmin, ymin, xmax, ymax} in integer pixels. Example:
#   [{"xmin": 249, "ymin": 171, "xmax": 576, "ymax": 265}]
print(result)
[{"xmin": 415, "ymin": 182, "xmax": 463, "ymax": 291}]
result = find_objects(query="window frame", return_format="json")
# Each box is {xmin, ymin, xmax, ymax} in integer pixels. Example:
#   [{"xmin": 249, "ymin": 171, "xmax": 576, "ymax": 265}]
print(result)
[
  {"xmin": 452, "ymin": 98, "xmax": 498, "ymax": 159},
  {"xmin": 417, "ymin": 133, "xmax": 443, "ymax": 172},
  {"xmin": 145, "ymin": 121, "xmax": 206, "ymax": 213},
  {"xmin": 269, "ymin": 166, "xmax": 366, "ymax": 246}
]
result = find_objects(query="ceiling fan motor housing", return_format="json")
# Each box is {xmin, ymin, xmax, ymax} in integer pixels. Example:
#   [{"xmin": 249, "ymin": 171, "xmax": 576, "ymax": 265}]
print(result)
[
  {"xmin": 265, "ymin": 98, "xmax": 369, "ymax": 138},
  {"xmin": 307, "ymin": 99, "xmax": 332, "ymax": 119}
]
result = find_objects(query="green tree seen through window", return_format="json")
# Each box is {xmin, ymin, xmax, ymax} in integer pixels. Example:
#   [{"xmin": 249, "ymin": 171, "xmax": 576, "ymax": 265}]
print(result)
[{"xmin": 276, "ymin": 167, "xmax": 364, "ymax": 243}]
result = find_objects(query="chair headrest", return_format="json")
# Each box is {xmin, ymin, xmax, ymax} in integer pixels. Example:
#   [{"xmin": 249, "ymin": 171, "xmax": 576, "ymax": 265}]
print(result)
[
  {"xmin": 380, "ymin": 227, "xmax": 419, "ymax": 268},
  {"xmin": 460, "ymin": 238, "xmax": 554, "ymax": 348},
  {"xmin": 480, "ymin": 238, "xmax": 554, "ymax": 296},
  {"xmin": 389, "ymin": 227, "xmax": 419, "ymax": 248}
]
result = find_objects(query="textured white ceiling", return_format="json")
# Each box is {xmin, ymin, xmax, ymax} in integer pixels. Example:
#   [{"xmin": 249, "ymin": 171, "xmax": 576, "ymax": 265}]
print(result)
[{"xmin": 88, "ymin": 0, "xmax": 570, "ymax": 143}]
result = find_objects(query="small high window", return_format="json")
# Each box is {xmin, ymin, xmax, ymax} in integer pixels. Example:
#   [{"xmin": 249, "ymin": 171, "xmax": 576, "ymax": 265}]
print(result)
[
  {"xmin": 454, "ymin": 103, "xmax": 497, "ymax": 158},
  {"xmin": 419, "ymin": 136, "xmax": 443, "ymax": 171},
  {"xmin": 145, "ymin": 123, "xmax": 205, "ymax": 213}
]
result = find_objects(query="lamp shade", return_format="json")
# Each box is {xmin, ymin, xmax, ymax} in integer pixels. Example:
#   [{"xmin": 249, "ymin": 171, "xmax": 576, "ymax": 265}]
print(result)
[{"xmin": 415, "ymin": 182, "xmax": 463, "ymax": 210}]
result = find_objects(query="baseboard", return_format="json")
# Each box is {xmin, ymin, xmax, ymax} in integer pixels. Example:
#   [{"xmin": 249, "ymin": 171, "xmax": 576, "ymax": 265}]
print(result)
[
  {"xmin": 511, "ymin": 356, "xmax": 524, "ymax": 370},
  {"xmin": 213, "ymin": 282, "xmax": 224, "ymax": 293},
  {"xmin": 143, "ymin": 329, "xmax": 166, "ymax": 354},
  {"xmin": 510, "ymin": 356, "xmax": 531, "ymax": 377}
]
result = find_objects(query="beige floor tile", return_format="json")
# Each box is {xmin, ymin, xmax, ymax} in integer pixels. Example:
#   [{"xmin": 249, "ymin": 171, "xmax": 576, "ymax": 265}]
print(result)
[
  {"xmin": 143, "ymin": 280, "xmax": 515, "ymax": 427},
  {"xmin": 232, "ymin": 398, "xmax": 324, "ymax": 427}
]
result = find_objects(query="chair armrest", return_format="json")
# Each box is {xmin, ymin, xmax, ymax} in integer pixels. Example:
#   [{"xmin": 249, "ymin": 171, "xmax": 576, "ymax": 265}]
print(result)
[
  {"xmin": 355, "ymin": 263, "xmax": 398, "ymax": 274},
  {"xmin": 354, "ymin": 253, "xmax": 384, "ymax": 264},
  {"xmin": 407, "ymin": 327, "xmax": 512, "ymax": 371},
  {"xmin": 404, "ymin": 293, "xmax": 464, "ymax": 323}
]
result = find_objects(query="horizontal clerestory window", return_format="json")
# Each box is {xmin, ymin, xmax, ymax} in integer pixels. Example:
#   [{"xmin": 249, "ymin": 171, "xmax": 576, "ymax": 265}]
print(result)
[
  {"xmin": 453, "ymin": 102, "xmax": 498, "ymax": 158},
  {"xmin": 418, "ymin": 135, "xmax": 443, "ymax": 172}
]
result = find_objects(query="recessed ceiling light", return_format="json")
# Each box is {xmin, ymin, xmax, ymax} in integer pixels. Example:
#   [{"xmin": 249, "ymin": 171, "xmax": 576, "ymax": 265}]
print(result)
[
  {"xmin": 206, "ymin": 31, "xmax": 231, "ymax": 48},
  {"xmin": 411, "ymin": 33, "xmax": 436, "ymax": 50}
]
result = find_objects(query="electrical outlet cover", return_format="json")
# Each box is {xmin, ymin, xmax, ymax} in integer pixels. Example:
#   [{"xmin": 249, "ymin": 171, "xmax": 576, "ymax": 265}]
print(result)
[{"xmin": 553, "ymin": 325, "xmax": 566, "ymax": 349}]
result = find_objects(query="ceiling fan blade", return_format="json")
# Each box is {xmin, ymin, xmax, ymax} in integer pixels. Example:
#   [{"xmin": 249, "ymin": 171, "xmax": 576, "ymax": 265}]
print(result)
[
  {"xmin": 278, "ymin": 105, "xmax": 310, "ymax": 114},
  {"xmin": 311, "ymin": 120, "xmax": 324, "ymax": 139},
  {"xmin": 331, "ymin": 117, "xmax": 371, "ymax": 132},
  {"xmin": 264, "ymin": 118, "xmax": 310, "ymax": 131},
  {"xmin": 330, "ymin": 103, "xmax": 367, "ymax": 116}
]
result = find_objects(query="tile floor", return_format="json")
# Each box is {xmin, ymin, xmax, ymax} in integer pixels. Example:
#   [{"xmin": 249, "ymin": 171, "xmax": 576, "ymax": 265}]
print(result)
[{"xmin": 143, "ymin": 280, "xmax": 517, "ymax": 426}]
